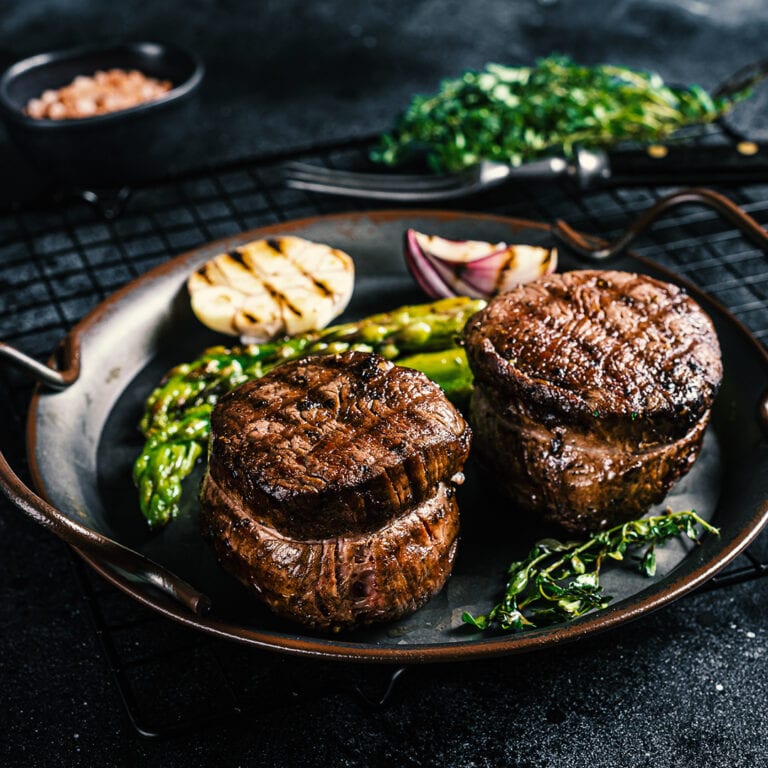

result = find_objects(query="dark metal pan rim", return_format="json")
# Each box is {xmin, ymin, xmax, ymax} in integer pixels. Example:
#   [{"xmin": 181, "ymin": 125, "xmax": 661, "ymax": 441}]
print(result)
[{"xmin": 21, "ymin": 208, "xmax": 768, "ymax": 663}]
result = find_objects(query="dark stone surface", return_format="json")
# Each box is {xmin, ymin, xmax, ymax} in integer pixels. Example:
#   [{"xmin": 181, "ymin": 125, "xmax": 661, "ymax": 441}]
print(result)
[
  {"xmin": 0, "ymin": 0, "xmax": 767, "ymax": 198},
  {"xmin": 2, "ymin": 1, "xmax": 768, "ymax": 766}
]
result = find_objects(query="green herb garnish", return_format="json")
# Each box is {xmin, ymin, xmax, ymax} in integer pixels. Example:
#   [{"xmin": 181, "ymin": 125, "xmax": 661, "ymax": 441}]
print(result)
[
  {"xmin": 373, "ymin": 56, "xmax": 750, "ymax": 173},
  {"xmin": 463, "ymin": 510, "xmax": 719, "ymax": 632}
]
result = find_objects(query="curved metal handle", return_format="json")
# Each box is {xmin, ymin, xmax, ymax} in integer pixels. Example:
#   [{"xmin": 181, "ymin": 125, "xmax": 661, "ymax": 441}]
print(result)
[
  {"xmin": 0, "ymin": 332, "xmax": 211, "ymax": 614},
  {"xmin": 0, "ymin": 448, "xmax": 211, "ymax": 615},
  {"xmin": 0, "ymin": 334, "xmax": 81, "ymax": 389},
  {"xmin": 760, "ymin": 391, "xmax": 768, "ymax": 435},
  {"xmin": 551, "ymin": 187, "xmax": 768, "ymax": 261}
]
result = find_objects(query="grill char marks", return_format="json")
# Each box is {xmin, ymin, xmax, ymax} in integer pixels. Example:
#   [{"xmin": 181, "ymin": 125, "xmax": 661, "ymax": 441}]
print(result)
[
  {"xmin": 464, "ymin": 270, "xmax": 722, "ymax": 443},
  {"xmin": 463, "ymin": 270, "xmax": 722, "ymax": 532},
  {"xmin": 265, "ymin": 237, "xmax": 334, "ymax": 298},
  {"xmin": 201, "ymin": 350, "xmax": 471, "ymax": 630},
  {"xmin": 186, "ymin": 235, "xmax": 355, "ymax": 341},
  {"xmin": 208, "ymin": 351, "xmax": 471, "ymax": 539}
]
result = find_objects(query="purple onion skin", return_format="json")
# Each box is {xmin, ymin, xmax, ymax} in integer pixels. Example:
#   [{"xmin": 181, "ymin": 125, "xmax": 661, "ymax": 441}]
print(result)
[
  {"xmin": 403, "ymin": 229, "xmax": 556, "ymax": 300},
  {"xmin": 404, "ymin": 228, "xmax": 455, "ymax": 299}
]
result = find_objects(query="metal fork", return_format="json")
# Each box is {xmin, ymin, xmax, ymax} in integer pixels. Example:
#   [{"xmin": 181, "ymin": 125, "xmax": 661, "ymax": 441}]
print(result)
[
  {"xmin": 284, "ymin": 59, "xmax": 768, "ymax": 202},
  {"xmin": 283, "ymin": 157, "xmax": 569, "ymax": 201}
]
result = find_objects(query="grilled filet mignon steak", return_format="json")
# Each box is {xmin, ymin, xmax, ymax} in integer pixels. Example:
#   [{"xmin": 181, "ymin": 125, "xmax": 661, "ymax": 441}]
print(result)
[
  {"xmin": 200, "ymin": 351, "xmax": 471, "ymax": 630},
  {"xmin": 463, "ymin": 270, "xmax": 722, "ymax": 532}
]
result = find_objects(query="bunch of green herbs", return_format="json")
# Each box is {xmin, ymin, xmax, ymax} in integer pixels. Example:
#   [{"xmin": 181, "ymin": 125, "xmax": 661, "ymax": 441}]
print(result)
[{"xmin": 373, "ymin": 56, "xmax": 748, "ymax": 173}]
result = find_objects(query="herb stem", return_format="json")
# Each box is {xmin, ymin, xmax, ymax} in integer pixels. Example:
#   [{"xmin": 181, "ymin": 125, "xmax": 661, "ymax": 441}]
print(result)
[{"xmin": 463, "ymin": 510, "xmax": 719, "ymax": 632}]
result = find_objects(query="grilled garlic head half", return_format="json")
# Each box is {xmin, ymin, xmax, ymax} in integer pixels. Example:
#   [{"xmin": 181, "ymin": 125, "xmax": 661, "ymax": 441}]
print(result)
[{"xmin": 188, "ymin": 236, "xmax": 355, "ymax": 341}]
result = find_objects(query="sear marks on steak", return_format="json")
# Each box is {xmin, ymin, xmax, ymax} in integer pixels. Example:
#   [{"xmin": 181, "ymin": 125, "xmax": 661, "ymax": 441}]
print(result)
[
  {"xmin": 464, "ymin": 269, "xmax": 722, "ymax": 444},
  {"xmin": 200, "ymin": 350, "xmax": 471, "ymax": 630},
  {"xmin": 463, "ymin": 270, "xmax": 722, "ymax": 532},
  {"xmin": 208, "ymin": 351, "xmax": 471, "ymax": 539}
]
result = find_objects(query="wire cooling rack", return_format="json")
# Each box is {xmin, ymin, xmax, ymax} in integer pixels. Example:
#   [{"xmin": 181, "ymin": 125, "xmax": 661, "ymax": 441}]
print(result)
[{"xmin": 1, "ymin": 137, "xmax": 768, "ymax": 737}]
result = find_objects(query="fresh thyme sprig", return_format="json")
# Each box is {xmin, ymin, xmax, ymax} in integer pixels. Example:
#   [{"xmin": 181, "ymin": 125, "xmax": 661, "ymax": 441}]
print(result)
[{"xmin": 463, "ymin": 510, "xmax": 719, "ymax": 632}]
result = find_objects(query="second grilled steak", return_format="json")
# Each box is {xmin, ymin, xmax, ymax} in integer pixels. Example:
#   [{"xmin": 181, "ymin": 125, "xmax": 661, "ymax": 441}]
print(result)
[
  {"xmin": 201, "ymin": 351, "xmax": 472, "ymax": 630},
  {"xmin": 463, "ymin": 270, "xmax": 722, "ymax": 531}
]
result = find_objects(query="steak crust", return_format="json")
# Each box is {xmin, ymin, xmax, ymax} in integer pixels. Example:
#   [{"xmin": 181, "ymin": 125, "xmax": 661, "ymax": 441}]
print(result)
[
  {"xmin": 464, "ymin": 270, "xmax": 722, "ymax": 443},
  {"xmin": 463, "ymin": 270, "xmax": 722, "ymax": 532},
  {"xmin": 208, "ymin": 351, "xmax": 471, "ymax": 539},
  {"xmin": 201, "ymin": 350, "xmax": 471, "ymax": 629},
  {"xmin": 471, "ymin": 387, "xmax": 709, "ymax": 531},
  {"xmin": 201, "ymin": 476, "xmax": 460, "ymax": 630}
]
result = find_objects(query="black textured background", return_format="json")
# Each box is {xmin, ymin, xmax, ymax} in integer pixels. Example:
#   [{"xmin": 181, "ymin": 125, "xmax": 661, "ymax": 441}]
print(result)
[
  {"xmin": 1, "ymin": 2, "xmax": 768, "ymax": 767},
  {"xmin": 1, "ymin": 0, "xmax": 768, "ymax": 194}
]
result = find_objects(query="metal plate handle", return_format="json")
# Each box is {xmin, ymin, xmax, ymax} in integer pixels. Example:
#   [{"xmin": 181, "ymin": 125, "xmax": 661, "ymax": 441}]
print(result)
[
  {"xmin": 551, "ymin": 187, "xmax": 768, "ymax": 261},
  {"xmin": 0, "ymin": 448, "xmax": 211, "ymax": 615},
  {"xmin": 0, "ymin": 333, "xmax": 211, "ymax": 615},
  {"xmin": 0, "ymin": 334, "xmax": 81, "ymax": 389}
]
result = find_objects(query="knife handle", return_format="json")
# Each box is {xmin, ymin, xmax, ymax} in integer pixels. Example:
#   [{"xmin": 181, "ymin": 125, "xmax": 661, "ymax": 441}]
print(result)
[{"xmin": 604, "ymin": 142, "xmax": 768, "ymax": 186}]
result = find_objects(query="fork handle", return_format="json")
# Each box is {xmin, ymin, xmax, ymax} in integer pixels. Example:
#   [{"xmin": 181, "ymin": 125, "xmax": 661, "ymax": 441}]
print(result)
[{"xmin": 604, "ymin": 143, "xmax": 768, "ymax": 188}]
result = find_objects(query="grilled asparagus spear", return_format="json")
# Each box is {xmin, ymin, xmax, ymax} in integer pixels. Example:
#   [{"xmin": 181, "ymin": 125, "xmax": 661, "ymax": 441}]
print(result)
[{"xmin": 134, "ymin": 297, "xmax": 485, "ymax": 527}]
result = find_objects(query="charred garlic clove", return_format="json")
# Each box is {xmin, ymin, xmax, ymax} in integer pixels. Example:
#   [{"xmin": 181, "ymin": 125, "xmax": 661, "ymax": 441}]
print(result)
[
  {"xmin": 188, "ymin": 236, "xmax": 354, "ymax": 341},
  {"xmin": 404, "ymin": 229, "xmax": 557, "ymax": 299}
]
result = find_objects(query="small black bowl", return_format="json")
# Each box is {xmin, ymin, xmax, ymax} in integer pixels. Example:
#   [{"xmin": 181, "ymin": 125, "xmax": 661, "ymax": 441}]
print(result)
[{"xmin": 0, "ymin": 41, "xmax": 204, "ymax": 188}]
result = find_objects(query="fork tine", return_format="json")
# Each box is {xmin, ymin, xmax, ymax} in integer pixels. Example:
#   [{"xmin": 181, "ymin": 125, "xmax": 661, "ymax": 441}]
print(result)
[
  {"xmin": 284, "ymin": 162, "xmax": 443, "ymax": 187},
  {"xmin": 284, "ymin": 162, "xmax": 475, "ymax": 193},
  {"xmin": 284, "ymin": 176, "xmax": 479, "ymax": 201},
  {"xmin": 287, "ymin": 172, "xmax": 468, "ymax": 193}
]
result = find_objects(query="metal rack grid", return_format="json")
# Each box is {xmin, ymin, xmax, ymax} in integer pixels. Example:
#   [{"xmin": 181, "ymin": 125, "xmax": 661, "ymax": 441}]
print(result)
[{"xmin": 1, "ymin": 139, "xmax": 768, "ymax": 738}]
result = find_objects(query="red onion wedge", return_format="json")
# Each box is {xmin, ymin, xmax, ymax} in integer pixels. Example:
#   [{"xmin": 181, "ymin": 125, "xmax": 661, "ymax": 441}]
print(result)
[{"xmin": 404, "ymin": 229, "xmax": 557, "ymax": 299}]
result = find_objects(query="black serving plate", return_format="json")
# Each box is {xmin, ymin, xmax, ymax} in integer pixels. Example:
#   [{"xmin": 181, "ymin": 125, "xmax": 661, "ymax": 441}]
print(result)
[
  {"xmin": 0, "ymin": 41, "xmax": 204, "ymax": 187},
  {"xmin": 20, "ymin": 210, "xmax": 768, "ymax": 662}
]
